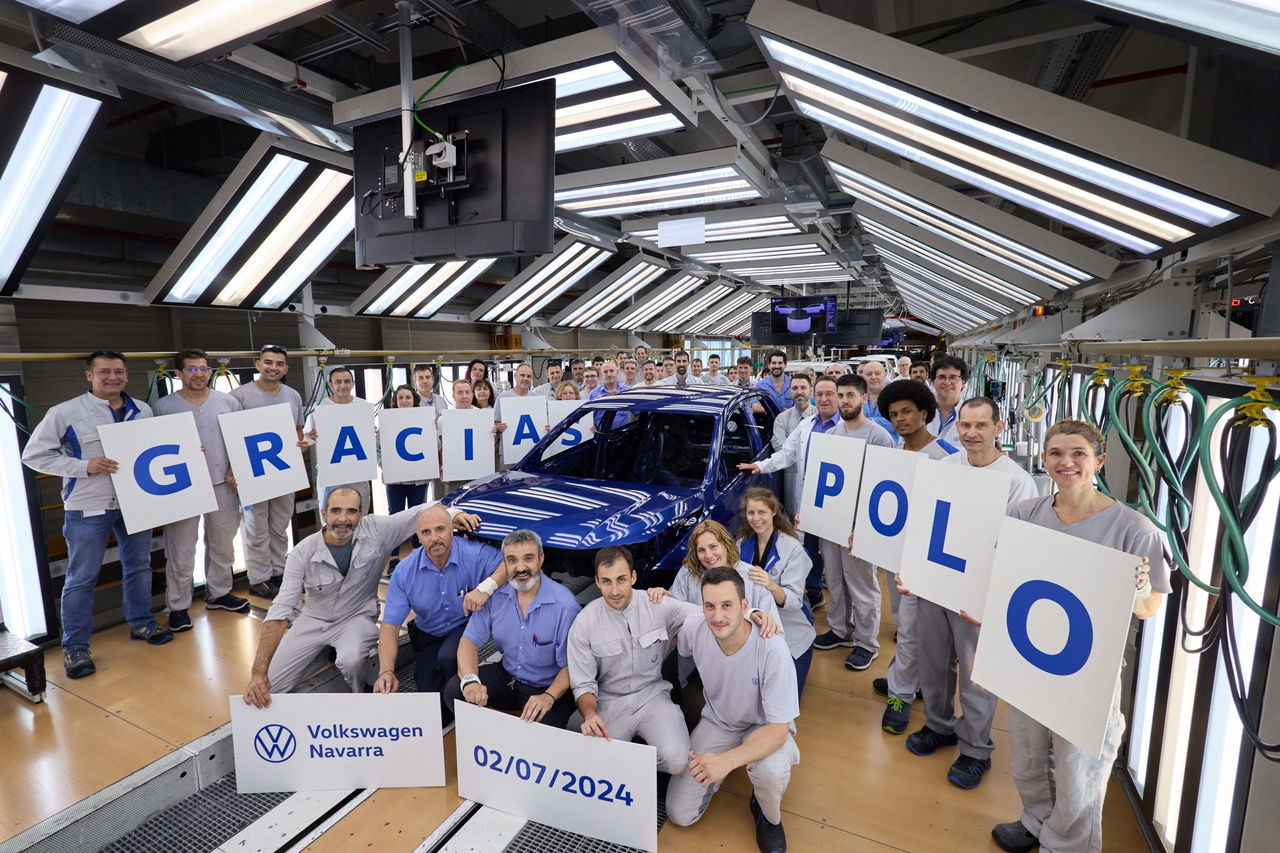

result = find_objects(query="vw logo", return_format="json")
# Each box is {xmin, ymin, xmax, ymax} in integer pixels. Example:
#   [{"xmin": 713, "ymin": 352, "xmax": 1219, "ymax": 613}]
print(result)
[{"xmin": 254, "ymin": 724, "xmax": 297, "ymax": 762}]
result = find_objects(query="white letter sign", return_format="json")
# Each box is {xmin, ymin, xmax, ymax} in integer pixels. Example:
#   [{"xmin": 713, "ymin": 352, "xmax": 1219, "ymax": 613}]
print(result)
[
  {"xmin": 312, "ymin": 401, "xmax": 377, "ymax": 489},
  {"xmin": 98, "ymin": 412, "xmax": 217, "ymax": 534},
  {"xmin": 440, "ymin": 408, "xmax": 496, "ymax": 482},
  {"xmin": 231, "ymin": 692, "xmax": 445, "ymax": 793},
  {"xmin": 850, "ymin": 444, "xmax": 920, "ymax": 572},
  {"xmin": 897, "ymin": 458, "xmax": 1012, "ymax": 620},
  {"xmin": 378, "ymin": 406, "xmax": 440, "ymax": 484},
  {"xmin": 972, "ymin": 517, "xmax": 1139, "ymax": 757},
  {"xmin": 454, "ymin": 702, "xmax": 657, "ymax": 851},
  {"xmin": 500, "ymin": 396, "xmax": 549, "ymax": 465},
  {"xmin": 219, "ymin": 404, "xmax": 309, "ymax": 507},
  {"xmin": 798, "ymin": 433, "xmax": 866, "ymax": 545},
  {"xmin": 543, "ymin": 401, "xmax": 592, "ymax": 460}
]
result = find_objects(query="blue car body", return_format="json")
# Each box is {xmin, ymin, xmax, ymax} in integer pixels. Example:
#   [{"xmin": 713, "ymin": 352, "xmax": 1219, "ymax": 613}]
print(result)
[{"xmin": 441, "ymin": 386, "xmax": 783, "ymax": 583}]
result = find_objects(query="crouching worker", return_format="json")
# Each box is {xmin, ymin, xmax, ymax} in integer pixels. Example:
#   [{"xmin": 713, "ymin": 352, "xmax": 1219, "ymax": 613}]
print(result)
[
  {"xmin": 444, "ymin": 530, "xmax": 581, "ymax": 729},
  {"xmin": 568, "ymin": 547, "xmax": 780, "ymax": 774},
  {"xmin": 243, "ymin": 488, "xmax": 479, "ymax": 707},
  {"xmin": 665, "ymin": 566, "xmax": 800, "ymax": 853}
]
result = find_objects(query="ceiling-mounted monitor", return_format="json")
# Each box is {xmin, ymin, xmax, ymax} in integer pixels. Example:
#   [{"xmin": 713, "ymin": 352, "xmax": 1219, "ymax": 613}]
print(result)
[{"xmin": 770, "ymin": 294, "xmax": 837, "ymax": 335}]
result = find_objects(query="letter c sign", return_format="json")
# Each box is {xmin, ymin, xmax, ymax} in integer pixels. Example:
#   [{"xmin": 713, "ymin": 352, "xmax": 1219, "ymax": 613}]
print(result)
[{"xmin": 1006, "ymin": 580, "xmax": 1093, "ymax": 677}]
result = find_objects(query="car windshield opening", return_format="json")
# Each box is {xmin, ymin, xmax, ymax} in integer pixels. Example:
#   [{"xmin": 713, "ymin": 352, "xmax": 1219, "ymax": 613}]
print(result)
[{"xmin": 525, "ymin": 410, "xmax": 714, "ymax": 489}]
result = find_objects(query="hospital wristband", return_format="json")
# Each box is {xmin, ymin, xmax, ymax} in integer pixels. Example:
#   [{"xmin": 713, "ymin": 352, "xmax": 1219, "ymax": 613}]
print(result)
[
  {"xmin": 477, "ymin": 578, "xmax": 498, "ymax": 595},
  {"xmin": 460, "ymin": 674, "xmax": 481, "ymax": 689}
]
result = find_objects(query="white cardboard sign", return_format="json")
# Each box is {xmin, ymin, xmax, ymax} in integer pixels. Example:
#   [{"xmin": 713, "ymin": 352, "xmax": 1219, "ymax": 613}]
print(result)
[
  {"xmin": 312, "ymin": 401, "xmax": 377, "ymax": 489},
  {"xmin": 850, "ymin": 444, "xmax": 920, "ymax": 571},
  {"xmin": 219, "ymin": 404, "xmax": 309, "ymax": 507},
  {"xmin": 98, "ymin": 412, "xmax": 217, "ymax": 534},
  {"xmin": 798, "ymin": 433, "xmax": 866, "ymax": 546},
  {"xmin": 972, "ymin": 517, "xmax": 1139, "ymax": 757},
  {"xmin": 454, "ymin": 702, "xmax": 658, "ymax": 851},
  {"xmin": 230, "ymin": 692, "xmax": 445, "ymax": 793},
  {"xmin": 440, "ymin": 408, "xmax": 496, "ymax": 481},
  {"xmin": 378, "ymin": 406, "xmax": 440, "ymax": 483},
  {"xmin": 897, "ymin": 458, "xmax": 1013, "ymax": 620},
  {"xmin": 543, "ymin": 401, "xmax": 592, "ymax": 460},
  {"xmin": 500, "ymin": 396, "xmax": 549, "ymax": 465}
]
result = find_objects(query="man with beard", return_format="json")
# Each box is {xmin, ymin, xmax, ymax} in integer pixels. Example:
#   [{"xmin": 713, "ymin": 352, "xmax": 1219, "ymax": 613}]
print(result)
[
  {"xmin": 444, "ymin": 529, "xmax": 581, "ymax": 728},
  {"xmin": 770, "ymin": 373, "xmax": 823, "ymax": 611},
  {"xmin": 910, "ymin": 361, "xmax": 931, "ymax": 384},
  {"xmin": 569, "ymin": 358, "xmax": 586, "ymax": 391},
  {"xmin": 754, "ymin": 350, "xmax": 792, "ymax": 411},
  {"xmin": 244, "ymin": 489, "xmax": 479, "ymax": 705},
  {"xmin": 658, "ymin": 349, "xmax": 703, "ymax": 387},
  {"xmin": 638, "ymin": 359, "xmax": 661, "ymax": 387}
]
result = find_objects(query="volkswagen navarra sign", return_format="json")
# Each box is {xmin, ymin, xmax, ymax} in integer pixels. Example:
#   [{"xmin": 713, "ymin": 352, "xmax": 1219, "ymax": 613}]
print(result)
[{"xmin": 231, "ymin": 693, "xmax": 445, "ymax": 793}]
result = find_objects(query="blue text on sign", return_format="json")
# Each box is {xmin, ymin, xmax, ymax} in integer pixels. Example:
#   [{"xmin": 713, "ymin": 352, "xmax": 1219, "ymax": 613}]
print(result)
[
  {"xmin": 134, "ymin": 444, "xmax": 191, "ymax": 495},
  {"xmin": 1006, "ymin": 579, "xmax": 1093, "ymax": 676}
]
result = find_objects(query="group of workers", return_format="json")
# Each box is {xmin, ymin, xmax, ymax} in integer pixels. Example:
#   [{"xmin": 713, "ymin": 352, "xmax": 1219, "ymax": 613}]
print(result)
[{"xmin": 22, "ymin": 343, "xmax": 1166, "ymax": 853}]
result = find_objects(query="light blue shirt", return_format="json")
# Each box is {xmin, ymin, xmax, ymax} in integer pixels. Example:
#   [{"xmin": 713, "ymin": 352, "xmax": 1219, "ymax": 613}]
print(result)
[
  {"xmin": 862, "ymin": 396, "xmax": 894, "ymax": 436},
  {"xmin": 381, "ymin": 536, "xmax": 502, "ymax": 635},
  {"xmin": 755, "ymin": 374, "xmax": 793, "ymax": 410},
  {"xmin": 464, "ymin": 576, "xmax": 581, "ymax": 687}
]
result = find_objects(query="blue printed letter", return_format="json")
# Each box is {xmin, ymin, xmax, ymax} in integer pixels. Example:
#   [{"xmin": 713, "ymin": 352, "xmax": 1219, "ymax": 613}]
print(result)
[
  {"xmin": 560, "ymin": 423, "xmax": 582, "ymax": 447},
  {"xmin": 813, "ymin": 462, "xmax": 844, "ymax": 509},
  {"xmin": 513, "ymin": 414, "xmax": 539, "ymax": 446},
  {"xmin": 245, "ymin": 432, "xmax": 287, "ymax": 477},
  {"xmin": 1006, "ymin": 580, "xmax": 1093, "ymax": 676},
  {"xmin": 927, "ymin": 500, "xmax": 966, "ymax": 573},
  {"xmin": 134, "ymin": 444, "xmax": 191, "ymax": 496},
  {"xmin": 330, "ymin": 425, "xmax": 368, "ymax": 464},
  {"xmin": 868, "ymin": 480, "xmax": 908, "ymax": 536},
  {"xmin": 395, "ymin": 427, "xmax": 425, "ymax": 462},
  {"xmin": 462, "ymin": 428, "xmax": 475, "ymax": 461}
]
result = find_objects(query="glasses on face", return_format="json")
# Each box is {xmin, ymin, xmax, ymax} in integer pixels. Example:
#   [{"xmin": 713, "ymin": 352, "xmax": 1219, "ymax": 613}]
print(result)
[
  {"xmin": 934, "ymin": 373, "xmax": 964, "ymax": 383},
  {"xmin": 184, "ymin": 366, "xmax": 212, "ymax": 374}
]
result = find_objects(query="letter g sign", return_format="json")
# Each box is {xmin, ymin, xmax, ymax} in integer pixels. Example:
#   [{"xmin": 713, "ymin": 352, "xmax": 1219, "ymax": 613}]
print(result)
[{"xmin": 133, "ymin": 444, "xmax": 192, "ymax": 496}]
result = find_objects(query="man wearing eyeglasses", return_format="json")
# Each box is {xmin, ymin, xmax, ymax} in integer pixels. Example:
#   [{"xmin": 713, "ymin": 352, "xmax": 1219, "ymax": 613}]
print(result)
[
  {"xmin": 231, "ymin": 345, "xmax": 306, "ymax": 599},
  {"xmin": 154, "ymin": 348, "xmax": 250, "ymax": 632},
  {"xmin": 927, "ymin": 356, "xmax": 968, "ymax": 448}
]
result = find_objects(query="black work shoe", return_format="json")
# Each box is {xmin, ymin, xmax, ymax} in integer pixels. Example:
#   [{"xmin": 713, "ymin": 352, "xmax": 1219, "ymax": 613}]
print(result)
[
  {"xmin": 130, "ymin": 621, "xmax": 173, "ymax": 645},
  {"xmin": 992, "ymin": 820, "xmax": 1039, "ymax": 852},
  {"xmin": 844, "ymin": 647, "xmax": 879, "ymax": 671},
  {"xmin": 805, "ymin": 591, "xmax": 825, "ymax": 611},
  {"xmin": 168, "ymin": 609, "xmax": 192, "ymax": 632},
  {"xmin": 206, "ymin": 593, "xmax": 250, "ymax": 612},
  {"xmin": 751, "ymin": 795, "xmax": 786, "ymax": 853},
  {"xmin": 813, "ymin": 629, "xmax": 854, "ymax": 650},
  {"xmin": 948, "ymin": 754, "xmax": 992, "ymax": 789},
  {"xmin": 249, "ymin": 581, "xmax": 278, "ymax": 599},
  {"xmin": 64, "ymin": 649, "xmax": 95, "ymax": 679},
  {"xmin": 906, "ymin": 725, "xmax": 959, "ymax": 756},
  {"xmin": 873, "ymin": 677, "xmax": 921, "ymax": 700}
]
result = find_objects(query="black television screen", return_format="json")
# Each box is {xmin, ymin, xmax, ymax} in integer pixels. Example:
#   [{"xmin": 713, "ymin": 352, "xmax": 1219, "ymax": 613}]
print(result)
[
  {"xmin": 751, "ymin": 311, "xmax": 807, "ymax": 346},
  {"xmin": 352, "ymin": 80, "xmax": 555, "ymax": 267},
  {"xmin": 770, "ymin": 295, "xmax": 838, "ymax": 335}
]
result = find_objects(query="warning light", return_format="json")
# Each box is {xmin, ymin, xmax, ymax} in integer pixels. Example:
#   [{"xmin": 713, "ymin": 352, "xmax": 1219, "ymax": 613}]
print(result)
[
  {"xmin": 1033, "ymin": 305, "xmax": 1047, "ymax": 317},
  {"xmin": 1231, "ymin": 298, "xmax": 1242, "ymax": 307}
]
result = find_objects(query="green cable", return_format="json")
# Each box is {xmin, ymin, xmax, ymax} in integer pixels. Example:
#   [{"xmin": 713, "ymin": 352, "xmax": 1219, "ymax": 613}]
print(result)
[
  {"xmin": 1105, "ymin": 374, "xmax": 1164, "ymax": 522},
  {"xmin": 413, "ymin": 65, "xmax": 460, "ymax": 140},
  {"xmin": 0, "ymin": 383, "xmax": 44, "ymax": 417}
]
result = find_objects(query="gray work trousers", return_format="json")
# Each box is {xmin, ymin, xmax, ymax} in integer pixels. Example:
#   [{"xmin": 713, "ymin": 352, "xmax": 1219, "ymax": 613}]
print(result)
[
  {"xmin": 267, "ymin": 612, "xmax": 377, "ymax": 694},
  {"xmin": 915, "ymin": 597, "xmax": 997, "ymax": 759},
  {"xmin": 579, "ymin": 693, "xmax": 691, "ymax": 774},
  {"xmin": 163, "ymin": 483, "xmax": 240, "ymax": 611},
  {"xmin": 1009, "ymin": 687, "xmax": 1125, "ymax": 853},
  {"xmin": 665, "ymin": 719, "xmax": 800, "ymax": 827},
  {"xmin": 241, "ymin": 493, "xmax": 294, "ymax": 585},
  {"xmin": 817, "ymin": 539, "xmax": 881, "ymax": 652},
  {"xmin": 885, "ymin": 574, "xmax": 919, "ymax": 702}
]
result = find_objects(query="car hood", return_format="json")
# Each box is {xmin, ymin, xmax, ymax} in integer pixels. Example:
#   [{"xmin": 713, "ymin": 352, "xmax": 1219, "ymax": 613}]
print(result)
[{"xmin": 442, "ymin": 471, "xmax": 702, "ymax": 549}]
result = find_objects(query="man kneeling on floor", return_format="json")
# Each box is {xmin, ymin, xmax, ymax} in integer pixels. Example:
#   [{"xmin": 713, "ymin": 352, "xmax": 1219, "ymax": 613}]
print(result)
[
  {"xmin": 243, "ymin": 488, "xmax": 479, "ymax": 707},
  {"xmin": 665, "ymin": 565, "xmax": 800, "ymax": 853},
  {"xmin": 568, "ymin": 546, "xmax": 780, "ymax": 773},
  {"xmin": 372, "ymin": 505, "xmax": 507, "ymax": 719},
  {"xmin": 444, "ymin": 529, "xmax": 581, "ymax": 729}
]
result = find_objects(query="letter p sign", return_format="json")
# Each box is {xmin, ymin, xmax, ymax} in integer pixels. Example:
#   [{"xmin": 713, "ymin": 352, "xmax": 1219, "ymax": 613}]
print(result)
[
  {"xmin": 813, "ymin": 462, "xmax": 843, "ymax": 508},
  {"xmin": 799, "ymin": 433, "xmax": 867, "ymax": 547}
]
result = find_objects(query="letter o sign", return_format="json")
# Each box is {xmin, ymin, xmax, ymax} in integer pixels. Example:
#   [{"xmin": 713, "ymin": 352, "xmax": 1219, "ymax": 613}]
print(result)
[{"xmin": 1006, "ymin": 580, "xmax": 1093, "ymax": 677}]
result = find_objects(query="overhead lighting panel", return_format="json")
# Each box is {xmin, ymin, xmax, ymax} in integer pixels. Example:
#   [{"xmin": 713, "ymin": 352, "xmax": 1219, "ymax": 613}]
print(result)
[
  {"xmin": 728, "ymin": 259, "xmax": 845, "ymax": 277},
  {"xmin": 880, "ymin": 259, "xmax": 1008, "ymax": 316},
  {"xmin": 1069, "ymin": 1, "xmax": 1280, "ymax": 61},
  {"xmin": 351, "ymin": 258, "xmax": 496, "ymax": 318},
  {"xmin": 333, "ymin": 29, "xmax": 693, "ymax": 153},
  {"xmin": 623, "ymin": 203, "xmax": 804, "ymax": 246},
  {"xmin": 472, "ymin": 236, "xmax": 613, "ymax": 324},
  {"xmin": 684, "ymin": 290, "xmax": 760, "ymax": 334},
  {"xmin": 548, "ymin": 255, "xmax": 670, "ymax": 328},
  {"xmin": 750, "ymin": 0, "xmax": 1280, "ymax": 254},
  {"xmin": 708, "ymin": 296, "xmax": 770, "ymax": 336},
  {"xmin": 608, "ymin": 272, "xmax": 707, "ymax": 329},
  {"xmin": 822, "ymin": 138, "xmax": 1117, "ymax": 289},
  {"xmin": 0, "ymin": 47, "xmax": 114, "ymax": 296},
  {"xmin": 685, "ymin": 234, "xmax": 827, "ymax": 265},
  {"xmin": 891, "ymin": 275, "xmax": 995, "ymax": 325},
  {"xmin": 555, "ymin": 148, "xmax": 767, "ymax": 218},
  {"xmin": 144, "ymin": 134, "xmax": 353, "ymax": 310},
  {"xmin": 753, "ymin": 272, "xmax": 857, "ymax": 286},
  {"xmin": 650, "ymin": 283, "xmax": 736, "ymax": 333}
]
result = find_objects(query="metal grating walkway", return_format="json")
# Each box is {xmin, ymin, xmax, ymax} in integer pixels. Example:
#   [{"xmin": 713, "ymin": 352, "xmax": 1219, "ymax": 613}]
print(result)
[{"xmin": 500, "ymin": 771, "xmax": 668, "ymax": 853}]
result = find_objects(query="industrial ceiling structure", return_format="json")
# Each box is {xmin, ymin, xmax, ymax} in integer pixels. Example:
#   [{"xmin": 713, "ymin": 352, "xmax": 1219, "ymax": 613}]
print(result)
[{"xmin": 3, "ymin": 0, "xmax": 1280, "ymax": 342}]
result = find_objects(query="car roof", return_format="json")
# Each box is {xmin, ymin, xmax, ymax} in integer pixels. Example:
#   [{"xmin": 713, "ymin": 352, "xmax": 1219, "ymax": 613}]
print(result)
[{"xmin": 579, "ymin": 385, "xmax": 767, "ymax": 416}]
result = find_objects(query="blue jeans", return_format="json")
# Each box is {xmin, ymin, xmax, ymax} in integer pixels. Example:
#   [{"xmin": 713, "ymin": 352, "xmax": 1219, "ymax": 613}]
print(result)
[
  {"xmin": 61, "ymin": 509, "xmax": 155, "ymax": 651},
  {"xmin": 794, "ymin": 645, "xmax": 814, "ymax": 700},
  {"xmin": 385, "ymin": 482, "xmax": 428, "ymax": 515}
]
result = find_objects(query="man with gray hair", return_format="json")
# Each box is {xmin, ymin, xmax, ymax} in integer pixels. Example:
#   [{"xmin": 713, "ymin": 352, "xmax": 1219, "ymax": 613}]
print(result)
[
  {"xmin": 444, "ymin": 529, "xmax": 582, "ymax": 728},
  {"xmin": 243, "ymin": 489, "xmax": 480, "ymax": 707}
]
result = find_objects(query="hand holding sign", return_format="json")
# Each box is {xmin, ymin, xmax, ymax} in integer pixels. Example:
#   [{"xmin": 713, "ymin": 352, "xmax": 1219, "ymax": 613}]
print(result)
[
  {"xmin": 220, "ymin": 404, "xmax": 309, "ymax": 506},
  {"xmin": 798, "ymin": 433, "xmax": 866, "ymax": 545},
  {"xmin": 500, "ymin": 396, "xmax": 549, "ymax": 465},
  {"xmin": 312, "ymin": 402, "xmax": 377, "ymax": 488},
  {"xmin": 378, "ymin": 406, "xmax": 440, "ymax": 483},
  {"xmin": 97, "ymin": 412, "xmax": 217, "ymax": 533}
]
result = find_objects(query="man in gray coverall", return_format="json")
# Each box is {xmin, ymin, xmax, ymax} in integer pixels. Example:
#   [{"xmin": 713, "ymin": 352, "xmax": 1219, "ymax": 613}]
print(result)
[{"xmin": 242, "ymin": 488, "xmax": 480, "ymax": 706}]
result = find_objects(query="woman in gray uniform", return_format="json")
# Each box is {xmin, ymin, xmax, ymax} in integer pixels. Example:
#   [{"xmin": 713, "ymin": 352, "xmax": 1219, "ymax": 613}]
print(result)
[{"xmin": 991, "ymin": 419, "xmax": 1169, "ymax": 853}]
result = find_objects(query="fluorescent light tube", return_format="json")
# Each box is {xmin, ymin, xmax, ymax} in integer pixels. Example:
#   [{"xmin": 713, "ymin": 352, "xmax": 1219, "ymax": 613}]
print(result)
[
  {"xmin": 653, "ymin": 284, "xmax": 734, "ymax": 331},
  {"xmin": 687, "ymin": 291, "xmax": 757, "ymax": 333},
  {"xmin": 0, "ymin": 379, "xmax": 46, "ymax": 639},
  {"xmin": 541, "ymin": 60, "xmax": 631, "ymax": 98},
  {"xmin": 418, "ymin": 258, "xmax": 495, "ymax": 318},
  {"xmin": 365, "ymin": 265, "xmax": 435, "ymax": 316},
  {"xmin": 882, "ymin": 258, "xmax": 1008, "ymax": 315},
  {"xmin": 392, "ymin": 262, "xmax": 465, "ymax": 317},
  {"xmin": 689, "ymin": 243, "xmax": 825, "ymax": 263},
  {"xmin": 561, "ymin": 260, "xmax": 668, "ymax": 326},
  {"xmin": 19, "ymin": 0, "xmax": 126, "ymax": 24},
  {"xmin": 730, "ymin": 261, "xmax": 843, "ymax": 276},
  {"xmin": 506, "ymin": 247, "xmax": 610, "ymax": 323},
  {"xmin": 1082, "ymin": 1, "xmax": 1280, "ymax": 59},
  {"xmin": 610, "ymin": 273, "xmax": 704, "ymax": 328},
  {"xmin": 629, "ymin": 215, "xmax": 801, "ymax": 243},
  {"xmin": 556, "ymin": 112, "xmax": 684, "ymax": 152},
  {"xmin": 254, "ymin": 198, "xmax": 354, "ymax": 309},
  {"xmin": 165, "ymin": 154, "xmax": 306, "ymax": 303},
  {"xmin": 482, "ymin": 243, "xmax": 591, "ymax": 321},
  {"xmin": 0, "ymin": 84, "xmax": 100, "ymax": 288},
  {"xmin": 121, "ymin": 0, "xmax": 331, "ymax": 63},
  {"xmin": 557, "ymin": 90, "xmax": 662, "ymax": 127}
]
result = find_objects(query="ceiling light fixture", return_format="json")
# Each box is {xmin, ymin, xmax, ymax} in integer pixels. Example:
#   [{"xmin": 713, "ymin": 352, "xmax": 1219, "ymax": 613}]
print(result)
[
  {"xmin": 472, "ymin": 236, "xmax": 614, "ymax": 324},
  {"xmin": 555, "ymin": 148, "xmax": 766, "ymax": 218},
  {"xmin": 708, "ymin": 296, "xmax": 771, "ymax": 336},
  {"xmin": 548, "ymin": 255, "xmax": 670, "ymax": 327},
  {"xmin": 685, "ymin": 234, "xmax": 828, "ymax": 264},
  {"xmin": 650, "ymin": 283, "xmax": 736, "ymax": 332},
  {"xmin": 608, "ymin": 272, "xmax": 707, "ymax": 329},
  {"xmin": 623, "ymin": 204, "xmax": 804, "ymax": 246},
  {"xmin": 351, "ymin": 258, "xmax": 497, "ymax": 318}
]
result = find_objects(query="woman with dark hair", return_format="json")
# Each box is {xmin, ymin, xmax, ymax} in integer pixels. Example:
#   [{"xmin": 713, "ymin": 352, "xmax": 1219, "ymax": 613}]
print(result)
[
  {"xmin": 471, "ymin": 378, "xmax": 495, "ymax": 409},
  {"xmin": 380, "ymin": 384, "xmax": 426, "ymax": 564},
  {"xmin": 737, "ymin": 487, "xmax": 816, "ymax": 697},
  {"xmin": 466, "ymin": 359, "xmax": 488, "ymax": 385}
]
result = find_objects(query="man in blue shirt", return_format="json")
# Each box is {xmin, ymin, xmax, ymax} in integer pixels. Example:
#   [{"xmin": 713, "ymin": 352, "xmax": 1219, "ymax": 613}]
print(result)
[
  {"xmin": 754, "ymin": 350, "xmax": 793, "ymax": 411},
  {"xmin": 373, "ymin": 505, "xmax": 507, "ymax": 709},
  {"xmin": 444, "ymin": 529, "xmax": 582, "ymax": 728}
]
